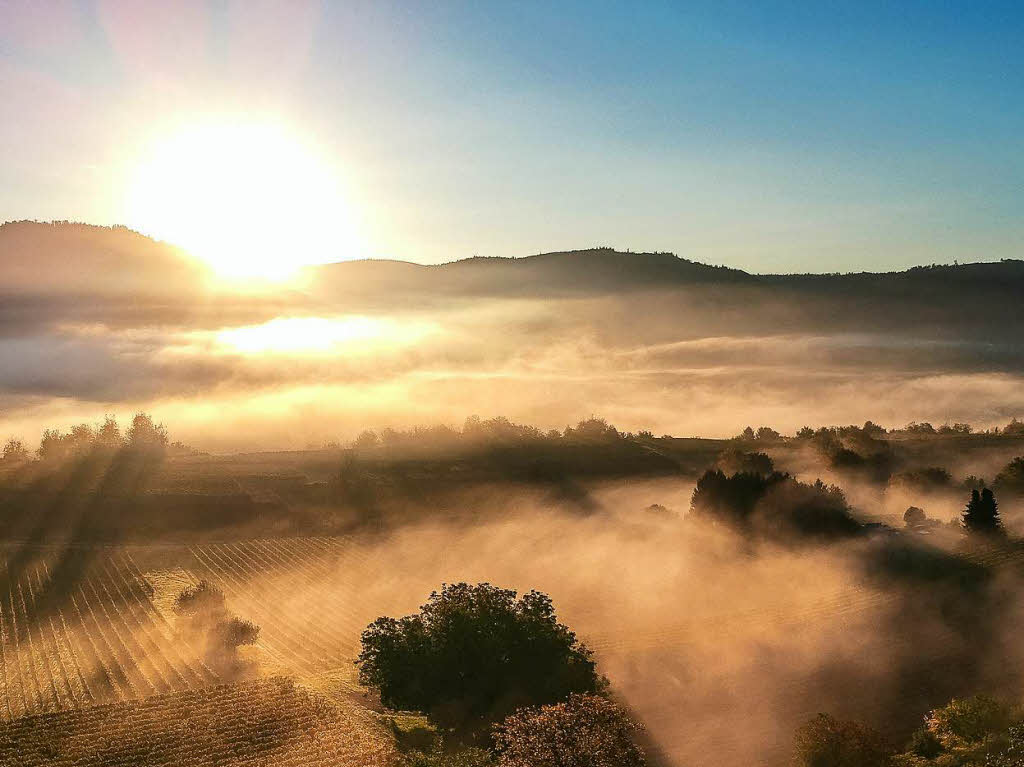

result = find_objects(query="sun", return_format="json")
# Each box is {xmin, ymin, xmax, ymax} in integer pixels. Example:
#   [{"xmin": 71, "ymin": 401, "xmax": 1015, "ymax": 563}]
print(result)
[{"xmin": 125, "ymin": 120, "xmax": 361, "ymax": 281}]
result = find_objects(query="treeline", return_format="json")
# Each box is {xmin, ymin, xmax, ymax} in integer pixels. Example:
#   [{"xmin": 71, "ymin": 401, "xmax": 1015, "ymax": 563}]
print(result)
[
  {"xmin": 738, "ymin": 417, "xmax": 1024, "ymax": 442},
  {"xmin": 0, "ymin": 413, "xmax": 195, "ymax": 467},
  {"xmin": 703, "ymin": 448, "xmax": 1021, "ymax": 540},
  {"xmin": 346, "ymin": 416, "xmax": 635, "ymax": 452}
]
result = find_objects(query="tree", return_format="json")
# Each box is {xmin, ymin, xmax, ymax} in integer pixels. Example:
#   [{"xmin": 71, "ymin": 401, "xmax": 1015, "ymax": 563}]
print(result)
[
  {"xmin": 357, "ymin": 583, "xmax": 601, "ymax": 732},
  {"xmin": 689, "ymin": 470, "xmax": 860, "ymax": 540},
  {"xmin": 962, "ymin": 488, "xmax": 1003, "ymax": 536},
  {"xmin": 493, "ymin": 694, "xmax": 645, "ymax": 767},
  {"xmin": 94, "ymin": 414, "xmax": 123, "ymax": 448},
  {"xmin": 716, "ymin": 449, "xmax": 774, "ymax": 476},
  {"xmin": 353, "ymin": 430, "xmax": 380, "ymax": 449},
  {"xmin": 793, "ymin": 713, "xmax": 891, "ymax": 767},
  {"xmin": 1, "ymin": 438, "xmax": 29, "ymax": 464},
  {"xmin": 126, "ymin": 412, "xmax": 168, "ymax": 451},
  {"xmin": 796, "ymin": 426, "xmax": 815, "ymax": 440},
  {"xmin": 994, "ymin": 457, "xmax": 1024, "ymax": 495},
  {"xmin": 904, "ymin": 506, "xmax": 927, "ymax": 528}
]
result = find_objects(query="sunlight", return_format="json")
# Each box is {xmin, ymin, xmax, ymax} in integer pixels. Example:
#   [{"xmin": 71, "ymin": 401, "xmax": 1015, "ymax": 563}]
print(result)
[
  {"xmin": 125, "ymin": 120, "xmax": 361, "ymax": 281},
  {"xmin": 214, "ymin": 316, "xmax": 429, "ymax": 354}
]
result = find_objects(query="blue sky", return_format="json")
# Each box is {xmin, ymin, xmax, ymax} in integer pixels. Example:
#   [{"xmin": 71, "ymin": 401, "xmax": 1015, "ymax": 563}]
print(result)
[{"xmin": 1, "ymin": 0, "xmax": 1021, "ymax": 272}]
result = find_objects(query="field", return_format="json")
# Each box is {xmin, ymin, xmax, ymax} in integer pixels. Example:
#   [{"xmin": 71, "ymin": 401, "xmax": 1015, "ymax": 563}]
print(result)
[
  {"xmin": 2, "ymin": 482, "xmax": 1024, "ymax": 766},
  {"xmin": 0, "ymin": 676, "xmax": 395, "ymax": 766}
]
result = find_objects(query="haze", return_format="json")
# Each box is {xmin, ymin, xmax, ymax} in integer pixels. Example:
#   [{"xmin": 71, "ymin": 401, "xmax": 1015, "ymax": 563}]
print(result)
[{"xmin": 3, "ymin": 4, "xmax": 1024, "ymax": 767}]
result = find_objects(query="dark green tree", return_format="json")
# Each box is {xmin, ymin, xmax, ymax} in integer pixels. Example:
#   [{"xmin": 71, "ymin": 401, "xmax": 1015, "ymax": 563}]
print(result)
[
  {"xmin": 963, "ymin": 488, "xmax": 1003, "ymax": 535},
  {"xmin": 357, "ymin": 583, "xmax": 601, "ymax": 733}
]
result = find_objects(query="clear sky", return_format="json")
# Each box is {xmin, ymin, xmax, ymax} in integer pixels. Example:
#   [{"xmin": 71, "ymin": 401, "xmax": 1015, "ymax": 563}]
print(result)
[{"xmin": 1, "ymin": 0, "xmax": 1022, "ymax": 273}]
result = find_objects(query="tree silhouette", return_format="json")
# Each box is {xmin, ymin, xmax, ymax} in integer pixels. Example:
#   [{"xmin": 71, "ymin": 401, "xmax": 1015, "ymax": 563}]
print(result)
[
  {"xmin": 962, "ymin": 488, "xmax": 1003, "ymax": 535},
  {"xmin": 904, "ymin": 506, "xmax": 926, "ymax": 528}
]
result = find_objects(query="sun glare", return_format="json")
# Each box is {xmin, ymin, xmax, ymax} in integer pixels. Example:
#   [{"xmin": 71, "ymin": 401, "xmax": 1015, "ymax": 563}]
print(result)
[
  {"xmin": 125, "ymin": 120, "xmax": 361, "ymax": 281},
  {"xmin": 214, "ymin": 316, "xmax": 431, "ymax": 354}
]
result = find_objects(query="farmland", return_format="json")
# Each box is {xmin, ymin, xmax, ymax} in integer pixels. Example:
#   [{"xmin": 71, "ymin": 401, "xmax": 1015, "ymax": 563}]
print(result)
[{"xmin": 0, "ymin": 676, "xmax": 395, "ymax": 766}]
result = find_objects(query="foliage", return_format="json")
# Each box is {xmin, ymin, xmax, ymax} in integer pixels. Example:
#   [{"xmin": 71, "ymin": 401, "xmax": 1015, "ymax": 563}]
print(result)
[
  {"xmin": 1, "ymin": 438, "xmax": 29, "ymax": 463},
  {"xmin": 793, "ymin": 713, "xmax": 892, "ymax": 767},
  {"xmin": 126, "ymin": 412, "xmax": 168, "ymax": 451},
  {"xmin": 401, "ymin": 747, "xmax": 495, "ymax": 767},
  {"xmin": 892, "ymin": 468, "xmax": 954, "ymax": 492},
  {"xmin": 962, "ymin": 489, "xmax": 1003, "ymax": 536},
  {"xmin": 357, "ymin": 583, "xmax": 601, "ymax": 731},
  {"xmin": 987, "ymin": 724, "xmax": 1024, "ymax": 767},
  {"xmin": 493, "ymin": 693, "xmax": 645, "ymax": 767},
  {"xmin": 926, "ymin": 696, "xmax": 1012, "ymax": 751},
  {"xmin": 716, "ymin": 448, "xmax": 774, "ymax": 476},
  {"xmin": 689, "ymin": 469, "xmax": 861, "ymax": 540},
  {"xmin": 174, "ymin": 580, "xmax": 227, "ymax": 616},
  {"xmin": 215, "ymin": 616, "xmax": 261, "ymax": 648},
  {"xmin": 904, "ymin": 506, "xmax": 927, "ymax": 527},
  {"xmin": 994, "ymin": 458, "xmax": 1024, "ymax": 496}
]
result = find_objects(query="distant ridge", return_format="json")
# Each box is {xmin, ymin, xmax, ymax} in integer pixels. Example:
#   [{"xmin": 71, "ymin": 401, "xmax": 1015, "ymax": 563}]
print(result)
[{"xmin": 3, "ymin": 224, "xmax": 1022, "ymax": 335}]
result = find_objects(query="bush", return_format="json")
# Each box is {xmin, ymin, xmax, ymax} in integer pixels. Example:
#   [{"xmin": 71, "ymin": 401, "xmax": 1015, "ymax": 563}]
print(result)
[
  {"xmin": 793, "ymin": 713, "xmax": 892, "ymax": 767},
  {"xmin": 926, "ymin": 695, "xmax": 1012, "ymax": 750},
  {"xmin": 174, "ymin": 580, "xmax": 226, "ymax": 616},
  {"xmin": 493, "ymin": 694, "xmax": 645, "ymax": 767},
  {"xmin": 357, "ymin": 583, "xmax": 601, "ymax": 731},
  {"xmin": 987, "ymin": 724, "xmax": 1024, "ymax": 767}
]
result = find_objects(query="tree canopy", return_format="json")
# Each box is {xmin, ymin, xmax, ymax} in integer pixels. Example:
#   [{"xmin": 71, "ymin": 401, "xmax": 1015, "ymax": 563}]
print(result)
[
  {"xmin": 962, "ymin": 488, "xmax": 1003, "ymax": 536},
  {"xmin": 357, "ymin": 583, "xmax": 601, "ymax": 732},
  {"xmin": 793, "ymin": 713, "xmax": 891, "ymax": 767}
]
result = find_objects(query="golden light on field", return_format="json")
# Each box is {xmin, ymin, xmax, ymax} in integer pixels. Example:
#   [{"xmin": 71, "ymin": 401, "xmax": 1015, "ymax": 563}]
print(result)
[
  {"xmin": 215, "ymin": 315, "xmax": 433, "ymax": 354},
  {"xmin": 126, "ymin": 120, "xmax": 360, "ymax": 280}
]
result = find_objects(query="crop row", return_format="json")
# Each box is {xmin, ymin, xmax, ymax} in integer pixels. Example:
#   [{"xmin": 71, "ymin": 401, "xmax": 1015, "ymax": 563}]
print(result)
[
  {"xmin": 0, "ymin": 675, "xmax": 397, "ymax": 766},
  {"xmin": 186, "ymin": 537, "xmax": 379, "ymax": 677},
  {"xmin": 0, "ymin": 551, "xmax": 215, "ymax": 720}
]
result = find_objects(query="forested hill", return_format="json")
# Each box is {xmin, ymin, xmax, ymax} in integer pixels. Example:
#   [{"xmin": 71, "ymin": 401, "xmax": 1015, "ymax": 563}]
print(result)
[{"xmin": 3, "ymin": 222, "xmax": 1023, "ymax": 339}]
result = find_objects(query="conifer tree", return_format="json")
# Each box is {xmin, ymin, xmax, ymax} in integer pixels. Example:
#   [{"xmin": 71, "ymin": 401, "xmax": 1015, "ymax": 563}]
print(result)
[{"xmin": 963, "ymin": 488, "xmax": 1003, "ymax": 535}]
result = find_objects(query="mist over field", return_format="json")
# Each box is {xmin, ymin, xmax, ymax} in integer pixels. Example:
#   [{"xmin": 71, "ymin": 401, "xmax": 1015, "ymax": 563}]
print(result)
[{"xmin": 3, "ymin": 222, "xmax": 1024, "ymax": 451}]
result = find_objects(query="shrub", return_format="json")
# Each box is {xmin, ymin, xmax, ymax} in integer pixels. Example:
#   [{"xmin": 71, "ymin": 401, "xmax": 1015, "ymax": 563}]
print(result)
[
  {"xmin": 793, "ymin": 713, "xmax": 892, "ymax": 767},
  {"xmin": 493, "ymin": 694, "xmax": 645, "ymax": 767},
  {"xmin": 926, "ymin": 695, "xmax": 1012, "ymax": 750},
  {"xmin": 174, "ymin": 581, "xmax": 226, "ymax": 616}
]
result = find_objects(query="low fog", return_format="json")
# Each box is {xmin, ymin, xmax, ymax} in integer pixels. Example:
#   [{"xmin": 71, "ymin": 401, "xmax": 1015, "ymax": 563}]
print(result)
[
  {"xmin": 184, "ymin": 480, "xmax": 1024, "ymax": 767},
  {"xmin": 3, "ymin": 223, "xmax": 1024, "ymax": 451}
]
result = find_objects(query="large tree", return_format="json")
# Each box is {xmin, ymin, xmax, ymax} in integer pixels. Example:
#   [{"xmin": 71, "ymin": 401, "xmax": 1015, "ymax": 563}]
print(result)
[{"xmin": 357, "ymin": 583, "xmax": 601, "ymax": 732}]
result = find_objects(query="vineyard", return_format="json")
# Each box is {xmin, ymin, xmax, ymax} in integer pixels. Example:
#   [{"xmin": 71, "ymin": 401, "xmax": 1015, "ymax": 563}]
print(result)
[
  {"xmin": 0, "ymin": 537, "xmax": 388, "ymax": 721},
  {"xmin": 0, "ymin": 548, "xmax": 216, "ymax": 719},
  {"xmin": 0, "ymin": 676, "xmax": 396, "ymax": 766},
  {"xmin": 1, "ymin": 534, "xmax": 1022, "ymax": 767}
]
